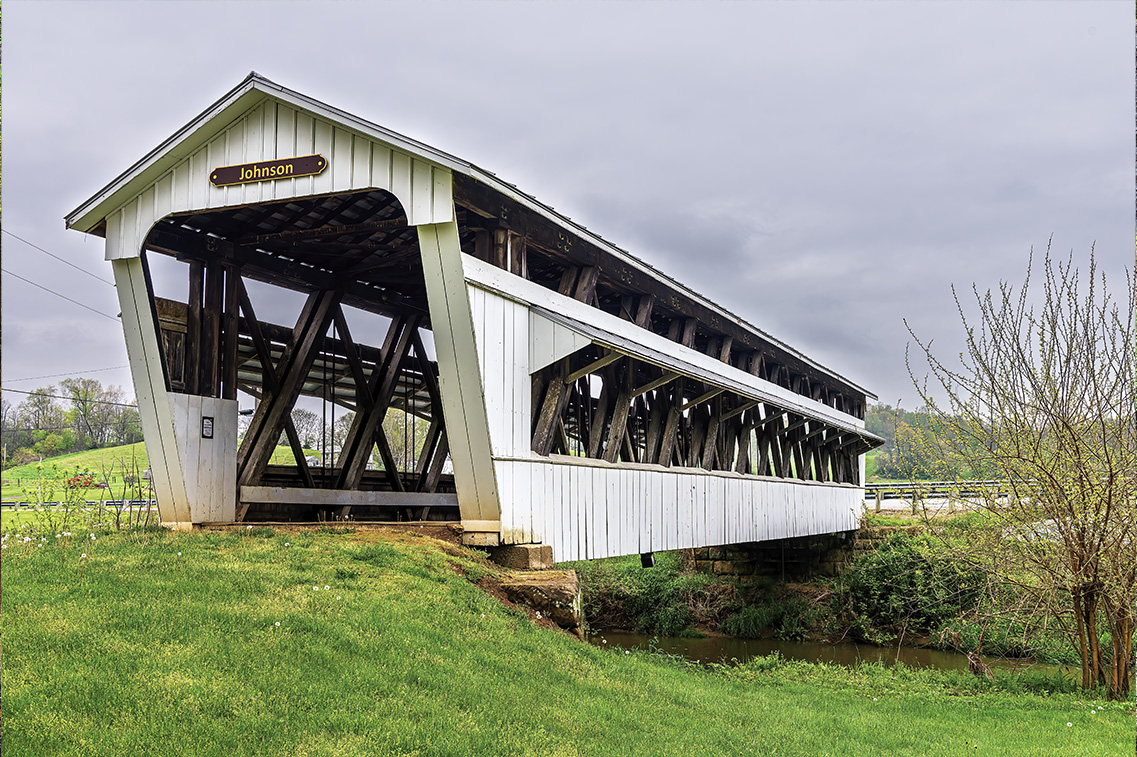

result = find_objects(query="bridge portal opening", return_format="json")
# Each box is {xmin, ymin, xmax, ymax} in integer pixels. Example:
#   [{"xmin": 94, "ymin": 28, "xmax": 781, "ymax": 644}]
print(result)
[{"xmin": 140, "ymin": 188, "xmax": 463, "ymax": 522}]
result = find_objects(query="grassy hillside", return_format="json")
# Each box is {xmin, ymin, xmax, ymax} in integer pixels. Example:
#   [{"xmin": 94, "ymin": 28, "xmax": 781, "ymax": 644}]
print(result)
[
  {"xmin": 1, "ymin": 527, "xmax": 1128, "ymax": 756},
  {"xmin": 1, "ymin": 443, "xmax": 319, "ymax": 502}
]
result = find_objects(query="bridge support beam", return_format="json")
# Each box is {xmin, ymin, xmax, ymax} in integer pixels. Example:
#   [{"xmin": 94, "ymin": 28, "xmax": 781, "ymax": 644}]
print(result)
[{"xmin": 417, "ymin": 220, "xmax": 502, "ymax": 541}]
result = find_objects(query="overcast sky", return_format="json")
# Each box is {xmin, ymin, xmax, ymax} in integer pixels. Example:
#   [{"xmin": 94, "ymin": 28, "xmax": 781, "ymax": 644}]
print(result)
[{"xmin": 2, "ymin": 1, "xmax": 1132, "ymax": 414}]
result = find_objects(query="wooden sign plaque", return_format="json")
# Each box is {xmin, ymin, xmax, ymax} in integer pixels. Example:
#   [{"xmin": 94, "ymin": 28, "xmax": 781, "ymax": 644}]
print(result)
[{"xmin": 210, "ymin": 154, "xmax": 327, "ymax": 187}]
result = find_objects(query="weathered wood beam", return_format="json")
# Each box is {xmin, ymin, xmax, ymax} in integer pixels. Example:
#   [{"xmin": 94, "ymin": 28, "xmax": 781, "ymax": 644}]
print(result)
[
  {"xmin": 701, "ymin": 399, "xmax": 722, "ymax": 471},
  {"xmin": 642, "ymin": 385, "xmax": 669, "ymax": 464},
  {"xmin": 337, "ymin": 315, "xmax": 419, "ymax": 491},
  {"xmin": 509, "ymin": 231, "xmax": 528, "ymax": 278},
  {"xmin": 200, "ymin": 260, "xmax": 224, "ymax": 396},
  {"xmin": 492, "ymin": 228, "xmax": 508, "ymax": 269},
  {"xmin": 564, "ymin": 350, "xmax": 623, "ymax": 384},
  {"xmin": 221, "ymin": 266, "xmax": 241, "ymax": 400},
  {"xmin": 185, "ymin": 260, "xmax": 204, "ymax": 395},
  {"xmin": 588, "ymin": 368, "xmax": 615, "ymax": 459},
  {"xmin": 533, "ymin": 359, "xmax": 573, "ymax": 456},
  {"xmin": 332, "ymin": 306, "xmax": 371, "ymax": 408},
  {"xmin": 236, "ymin": 217, "xmax": 407, "ymax": 246},
  {"xmin": 721, "ymin": 399, "xmax": 760, "ymax": 423},
  {"xmin": 679, "ymin": 387, "xmax": 724, "ymax": 413},
  {"xmin": 237, "ymin": 288, "xmax": 341, "ymax": 490},
  {"xmin": 735, "ymin": 412, "xmax": 753, "ymax": 474},
  {"xmin": 603, "ymin": 362, "xmax": 634, "ymax": 464},
  {"xmin": 421, "ymin": 429, "xmax": 449, "ymax": 493},
  {"xmin": 631, "ymin": 371, "xmax": 680, "ymax": 399}
]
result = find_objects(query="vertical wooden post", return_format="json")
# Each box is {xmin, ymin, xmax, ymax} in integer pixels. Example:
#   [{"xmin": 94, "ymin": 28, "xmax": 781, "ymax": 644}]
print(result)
[
  {"xmin": 508, "ymin": 231, "xmax": 527, "ymax": 278},
  {"xmin": 200, "ymin": 260, "xmax": 224, "ymax": 397},
  {"xmin": 221, "ymin": 266, "xmax": 240, "ymax": 400},
  {"xmin": 186, "ymin": 260, "xmax": 204, "ymax": 395}
]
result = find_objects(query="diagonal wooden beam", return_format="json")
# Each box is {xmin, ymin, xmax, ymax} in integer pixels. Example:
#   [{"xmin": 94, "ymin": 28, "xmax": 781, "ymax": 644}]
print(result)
[
  {"xmin": 332, "ymin": 305, "xmax": 372, "ymax": 407},
  {"xmin": 565, "ymin": 350, "xmax": 623, "ymax": 384},
  {"xmin": 237, "ymin": 288, "xmax": 341, "ymax": 490},
  {"xmin": 233, "ymin": 278, "xmax": 313, "ymax": 489},
  {"xmin": 337, "ymin": 315, "xmax": 420, "ymax": 491},
  {"xmin": 533, "ymin": 359, "xmax": 573, "ymax": 456},
  {"xmin": 421, "ymin": 429, "xmax": 450, "ymax": 494},
  {"xmin": 721, "ymin": 398, "xmax": 760, "ymax": 423},
  {"xmin": 587, "ymin": 368, "xmax": 615, "ymax": 459},
  {"xmin": 679, "ymin": 387, "xmax": 724, "ymax": 413},
  {"xmin": 701, "ymin": 398, "xmax": 722, "ymax": 471},
  {"xmin": 631, "ymin": 371, "xmax": 680, "ymax": 399},
  {"xmin": 601, "ymin": 361, "xmax": 635, "ymax": 463}
]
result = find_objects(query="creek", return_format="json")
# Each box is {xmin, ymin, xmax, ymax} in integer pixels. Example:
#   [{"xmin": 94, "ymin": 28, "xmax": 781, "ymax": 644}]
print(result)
[{"xmin": 588, "ymin": 631, "xmax": 1073, "ymax": 677}]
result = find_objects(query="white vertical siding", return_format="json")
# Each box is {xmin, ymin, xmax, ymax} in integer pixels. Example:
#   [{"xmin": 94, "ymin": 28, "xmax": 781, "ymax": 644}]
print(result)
[
  {"xmin": 491, "ymin": 456, "xmax": 862, "ymax": 563},
  {"xmin": 168, "ymin": 394, "xmax": 238, "ymax": 523},
  {"xmin": 467, "ymin": 283, "xmax": 531, "ymax": 460},
  {"xmin": 105, "ymin": 99, "xmax": 454, "ymax": 261}
]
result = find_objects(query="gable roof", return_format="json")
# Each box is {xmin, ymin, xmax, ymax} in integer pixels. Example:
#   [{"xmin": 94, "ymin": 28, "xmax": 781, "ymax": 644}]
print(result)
[{"xmin": 66, "ymin": 72, "xmax": 875, "ymax": 401}]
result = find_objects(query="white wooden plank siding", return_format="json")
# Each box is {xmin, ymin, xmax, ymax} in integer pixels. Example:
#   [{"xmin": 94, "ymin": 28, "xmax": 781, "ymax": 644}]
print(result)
[
  {"xmin": 169, "ymin": 394, "xmax": 238, "ymax": 523},
  {"xmin": 104, "ymin": 99, "xmax": 453, "ymax": 261},
  {"xmin": 489, "ymin": 457, "xmax": 860, "ymax": 563}
]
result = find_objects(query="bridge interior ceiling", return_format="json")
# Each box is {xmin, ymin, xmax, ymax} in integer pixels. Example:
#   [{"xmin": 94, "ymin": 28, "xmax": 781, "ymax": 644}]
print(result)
[{"xmin": 531, "ymin": 344, "xmax": 873, "ymax": 485}]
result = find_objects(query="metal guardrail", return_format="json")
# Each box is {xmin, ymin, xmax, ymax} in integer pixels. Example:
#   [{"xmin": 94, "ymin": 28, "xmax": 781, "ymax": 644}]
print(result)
[
  {"xmin": 864, "ymin": 481, "xmax": 1007, "ymax": 514},
  {"xmin": 1, "ymin": 499, "xmax": 156, "ymax": 509},
  {"xmin": 865, "ymin": 481, "xmax": 1005, "ymax": 499}
]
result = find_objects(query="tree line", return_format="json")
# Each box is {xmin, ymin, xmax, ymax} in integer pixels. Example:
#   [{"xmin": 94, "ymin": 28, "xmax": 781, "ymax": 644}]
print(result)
[
  {"xmin": 864, "ymin": 403, "xmax": 996, "ymax": 480},
  {"xmin": 0, "ymin": 378, "xmax": 142, "ymax": 468}
]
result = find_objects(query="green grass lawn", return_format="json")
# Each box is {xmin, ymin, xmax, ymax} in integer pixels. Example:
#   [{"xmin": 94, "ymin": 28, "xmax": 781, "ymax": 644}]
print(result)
[{"xmin": 1, "ymin": 527, "xmax": 1129, "ymax": 756}]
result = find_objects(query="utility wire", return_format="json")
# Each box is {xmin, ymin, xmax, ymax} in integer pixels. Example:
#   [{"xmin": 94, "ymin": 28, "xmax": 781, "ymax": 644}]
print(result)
[
  {"xmin": 2, "ymin": 229, "xmax": 115, "ymax": 286},
  {"xmin": 0, "ymin": 387, "xmax": 139, "ymax": 409},
  {"xmin": 3, "ymin": 366, "xmax": 131, "ymax": 383},
  {"xmin": 1, "ymin": 268, "xmax": 120, "ymax": 322}
]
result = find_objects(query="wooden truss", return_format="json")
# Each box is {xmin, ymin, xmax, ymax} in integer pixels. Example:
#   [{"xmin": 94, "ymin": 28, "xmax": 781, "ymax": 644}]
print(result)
[
  {"xmin": 531, "ymin": 344, "xmax": 873, "ymax": 484},
  {"xmin": 153, "ymin": 280, "xmax": 452, "ymax": 523}
]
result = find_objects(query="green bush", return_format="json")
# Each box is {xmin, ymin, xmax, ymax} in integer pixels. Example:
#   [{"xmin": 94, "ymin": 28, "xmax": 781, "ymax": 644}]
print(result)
[
  {"xmin": 569, "ymin": 552, "xmax": 740, "ymax": 636},
  {"xmin": 842, "ymin": 533, "xmax": 984, "ymax": 637}
]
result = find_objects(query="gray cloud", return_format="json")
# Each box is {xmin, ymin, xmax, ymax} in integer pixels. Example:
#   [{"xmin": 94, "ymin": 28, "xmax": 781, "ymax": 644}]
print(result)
[{"xmin": 2, "ymin": 0, "xmax": 1131, "ymax": 412}]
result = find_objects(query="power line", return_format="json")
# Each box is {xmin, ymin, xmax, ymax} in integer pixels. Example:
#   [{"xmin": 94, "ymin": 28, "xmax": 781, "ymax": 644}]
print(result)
[
  {"xmin": 1, "ymin": 229, "xmax": 116, "ymax": 286},
  {"xmin": 3, "ymin": 366, "xmax": 131, "ymax": 383},
  {"xmin": 0, "ymin": 268, "xmax": 120, "ymax": 322},
  {"xmin": 0, "ymin": 387, "xmax": 139, "ymax": 409}
]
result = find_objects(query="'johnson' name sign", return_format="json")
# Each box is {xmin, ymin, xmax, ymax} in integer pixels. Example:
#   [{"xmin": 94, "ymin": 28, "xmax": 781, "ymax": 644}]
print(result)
[{"xmin": 210, "ymin": 154, "xmax": 327, "ymax": 187}]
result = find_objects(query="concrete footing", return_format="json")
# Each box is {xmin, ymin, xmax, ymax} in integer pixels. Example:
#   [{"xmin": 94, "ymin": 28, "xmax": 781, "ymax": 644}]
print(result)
[
  {"xmin": 489, "ymin": 543, "xmax": 554, "ymax": 570},
  {"xmin": 500, "ymin": 570, "xmax": 584, "ymax": 636}
]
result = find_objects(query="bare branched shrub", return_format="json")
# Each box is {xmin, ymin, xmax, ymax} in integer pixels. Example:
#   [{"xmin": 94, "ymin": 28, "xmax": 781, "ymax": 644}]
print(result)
[{"xmin": 905, "ymin": 243, "xmax": 1135, "ymax": 699}]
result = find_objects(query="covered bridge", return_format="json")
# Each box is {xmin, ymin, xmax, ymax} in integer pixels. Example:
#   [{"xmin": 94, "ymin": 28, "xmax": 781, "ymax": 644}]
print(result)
[{"xmin": 66, "ymin": 73, "xmax": 883, "ymax": 562}]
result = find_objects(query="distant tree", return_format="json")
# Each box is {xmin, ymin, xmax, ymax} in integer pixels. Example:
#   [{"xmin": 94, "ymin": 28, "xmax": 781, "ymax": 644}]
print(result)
[
  {"xmin": 906, "ymin": 244, "xmax": 1135, "ymax": 700},
  {"xmin": 60, "ymin": 377, "xmax": 103, "ymax": 448},
  {"xmin": 17, "ymin": 386, "xmax": 65, "ymax": 435},
  {"xmin": 290, "ymin": 408, "xmax": 322, "ymax": 449}
]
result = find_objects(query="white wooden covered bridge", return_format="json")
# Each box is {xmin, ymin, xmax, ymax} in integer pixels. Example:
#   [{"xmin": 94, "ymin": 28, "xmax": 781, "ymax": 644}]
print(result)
[{"xmin": 66, "ymin": 73, "xmax": 883, "ymax": 562}]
